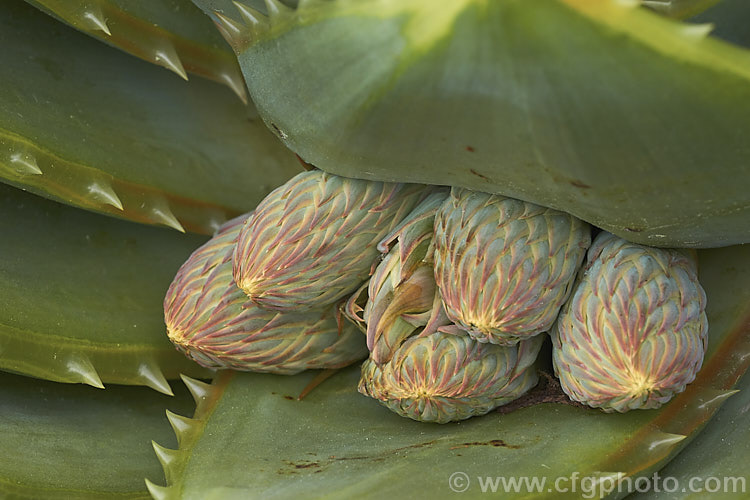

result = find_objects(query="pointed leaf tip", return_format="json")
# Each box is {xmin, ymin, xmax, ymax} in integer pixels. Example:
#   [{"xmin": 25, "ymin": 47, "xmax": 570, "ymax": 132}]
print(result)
[
  {"xmin": 264, "ymin": 0, "xmax": 292, "ymax": 18},
  {"xmin": 150, "ymin": 203, "xmax": 185, "ymax": 232},
  {"xmin": 138, "ymin": 362, "xmax": 174, "ymax": 395},
  {"xmin": 180, "ymin": 374, "xmax": 212, "ymax": 403},
  {"xmin": 86, "ymin": 181, "xmax": 123, "ymax": 210},
  {"xmin": 647, "ymin": 432, "xmax": 687, "ymax": 453},
  {"xmin": 9, "ymin": 152, "xmax": 42, "ymax": 175},
  {"xmin": 151, "ymin": 441, "xmax": 179, "ymax": 471},
  {"xmin": 213, "ymin": 11, "xmax": 247, "ymax": 52},
  {"xmin": 153, "ymin": 45, "xmax": 188, "ymax": 81},
  {"xmin": 65, "ymin": 353, "xmax": 104, "ymax": 389},
  {"xmin": 165, "ymin": 410, "xmax": 196, "ymax": 446},
  {"xmin": 233, "ymin": 1, "xmax": 265, "ymax": 26},
  {"xmin": 81, "ymin": 9, "xmax": 111, "ymax": 36},
  {"xmin": 145, "ymin": 479, "xmax": 173, "ymax": 500}
]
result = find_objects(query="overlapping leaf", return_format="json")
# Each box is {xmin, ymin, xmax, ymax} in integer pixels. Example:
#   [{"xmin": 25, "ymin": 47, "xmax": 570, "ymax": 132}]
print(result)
[
  {"xmin": 25, "ymin": 0, "xmax": 247, "ymax": 99},
  {"xmin": 151, "ymin": 245, "xmax": 750, "ymax": 498},
  {"xmin": 0, "ymin": 183, "xmax": 210, "ymax": 391},
  {"xmin": 213, "ymin": 0, "xmax": 750, "ymax": 247},
  {"xmin": 0, "ymin": 371, "xmax": 195, "ymax": 499},
  {"xmin": 0, "ymin": 1, "xmax": 300, "ymax": 234}
]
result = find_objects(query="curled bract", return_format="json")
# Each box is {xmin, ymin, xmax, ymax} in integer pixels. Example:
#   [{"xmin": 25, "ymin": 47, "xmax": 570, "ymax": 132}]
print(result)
[
  {"xmin": 164, "ymin": 215, "xmax": 367, "ymax": 374},
  {"xmin": 433, "ymin": 188, "xmax": 591, "ymax": 346},
  {"xmin": 551, "ymin": 232, "xmax": 708, "ymax": 412},
  {"xmin": 233, "ymin": 170, "xmax": 430, "ymax": 311},
  {"xmin": 355, "ymin": 191, "xmax": 542, "ymax": 423}
]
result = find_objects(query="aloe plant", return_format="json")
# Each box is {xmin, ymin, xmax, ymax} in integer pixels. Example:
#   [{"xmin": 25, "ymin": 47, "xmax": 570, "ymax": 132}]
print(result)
[{"xmin": 1, "ymin": 0, "xmax": 749, "ymax": 498}]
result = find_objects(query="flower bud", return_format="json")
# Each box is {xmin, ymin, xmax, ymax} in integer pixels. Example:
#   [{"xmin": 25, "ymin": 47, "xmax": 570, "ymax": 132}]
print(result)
[
  {"xmin": 552, "ymin": 232, "xmax": 708, "ymax": 412},
  {"xmin": 164, "ymin": 215, "xmax": 367, "ymax": 374},
  {"xmin": 434, "ymin": 188, "xmax": 590, "ymax": 345}
]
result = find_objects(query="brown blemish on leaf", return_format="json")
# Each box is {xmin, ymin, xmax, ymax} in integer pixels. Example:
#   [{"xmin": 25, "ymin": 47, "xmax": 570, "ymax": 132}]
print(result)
[
  {"xmin": 450, "ymin": 439, "xmax": 521, "ymax": 450},
  {"xmin": 470, "ymin": 169, "xmax": 491, "ymax": 182},
  {"xmin": 570, "ymin": 180, "xmax": 592, "ymax": 189},
  {"xmin": 465, "ymin": 146, "xmax": 476, "ymax": 152},
  {"xmin": 277, "ymin": 440, "xmax": 438, "ymax": 475}
]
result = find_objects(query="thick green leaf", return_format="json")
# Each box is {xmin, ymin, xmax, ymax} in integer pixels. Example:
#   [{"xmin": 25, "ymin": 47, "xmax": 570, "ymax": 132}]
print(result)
[
  {"xmin": 0, "ymin": 371, "xmax": 195, "ymax": 499},
  {"xmin": 0, "ymin": 1, "xmax": 300, "ymax": 234},
  {"xmin": 151, "ymin": 245, "xmax": 750, "ymax": 498},
  {"xmin": 221, "ymin": 0, "xmax": 750, "ymax": 247},
  {"xmin": 630, "ymin": 370, "xmax": 750, "ymax": 499},
  {"xmin": 0, "ymin": 183, "xmax": 210, "ymax": 391},
  {"xmin": 25, "ymin": 0, "xmax": 247, "ymax": 100}
]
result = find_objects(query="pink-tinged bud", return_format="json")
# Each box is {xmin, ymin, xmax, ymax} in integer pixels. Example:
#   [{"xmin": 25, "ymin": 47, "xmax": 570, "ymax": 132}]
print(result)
[
  {"xmin": 232, "ymin": 170, "xmax": 430, "ymax": 311},
  {"xmin": 434, "ymin": 188, "xmax": 590, "ymax": 345},
  {"xmin": 164, "ymin": 215, "xmax": 367, "ymax": 374},
  {"xmin": 552, "ymin": 232, "xmax": 708, "ymax": 412},
  {"xmin": 354, "ymin": 191, "xmax": 542, "ymax": 423}
]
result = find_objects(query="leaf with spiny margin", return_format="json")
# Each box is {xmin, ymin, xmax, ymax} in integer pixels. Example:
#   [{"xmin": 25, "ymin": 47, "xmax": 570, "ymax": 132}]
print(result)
[
  {"xmin": 219, "ymin": 0, "xmax": 750, "ymax": 247},
  {"xmin": 0, "ymin": 371, "xmax": 195, "ymax": 499},
  {"xmin": 150, "ymin": 245, "xmax": 750, "ymax": 499},
  {"xmin": 0, "ymin": 183, "xmax": 211, "ymax": 391},
  {"xmin": 25, "ymin": 0, "xmax": 247, "ymax": 100},
  {"xmin": 630, "ymin": 369, "xmax": 750, "ymax": 500},
  {"xmin": 0, "ymin": 1, "xmax": 300, "ymax": 234}
]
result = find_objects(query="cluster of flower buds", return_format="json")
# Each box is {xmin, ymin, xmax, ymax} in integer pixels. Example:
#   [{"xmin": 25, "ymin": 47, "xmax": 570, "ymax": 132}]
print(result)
[
  {"xmin": 349, "ymin": 191, "xmax": 544, "ymax": 423},
  {"xmin": 164, "ymin": 170, "xmax": 430, "ymax": 374},
  {"xmin": 165, "ymin": 171, "xmax": 709, "ymax": 420}
]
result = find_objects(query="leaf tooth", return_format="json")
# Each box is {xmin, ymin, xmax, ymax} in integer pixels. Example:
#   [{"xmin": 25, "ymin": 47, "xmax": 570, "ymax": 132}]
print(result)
[
  {"xmin": 233, "ymin": 1, "xmax": 268, "ymax": 28},
  {"xmin": 213, "ymin": 11, "xmax": 250, "ymax": 53},
  {"xmin": 80, "ymin": 6, "xmax": 111, "ymax": 36},
  {"xmin": 86, "ymin": 180, "xmax": 123, "ymax": 211},
  {"xmin": 151, "ymin": 441, "xmax": 180, "ymax": 482},
  {"xmin": 153, "ymin": 43, "xmax": 188, "ymax": 81},
  {"xmin": 9, "ymin": 152, "xmax": 42, "ymax": 175},
  {"xmin": 264, "ymin": 0, "xmax": 293, "ymax": 21},
  {"xmin": 65, "ymin": 353, "xmax": 104, "ymax": 389},
  {"xmin": 681, "ymin": 22, "xmax": 714, "ymax": 40},
  {"xmin": 646, "ymin": 432, "xmax": 687, "ymax": 453},
  {"xmin": 144, "ymin": 479, "xmax": 176, "ymax": 500},
  {"xmin": 165, "ymin": 410, "xmax": 197, "ymax": 446},
  {"xmin": 695, "ymin": 388, "xmax": 740, "ymax": 411},
  {"xmin": 137, "ymin": 361, "xmax": 174, "ymax": 396},
  {"xmin": 218, "ymin": 70, "xmax": 248, "ymax": 104},
  {"xmin": 149, "ymin": 199, "xmax": 185, "ymax": 233},
  {"xmin": 180, "ymin": 374, "xmax": 213, "ymax": 404}
]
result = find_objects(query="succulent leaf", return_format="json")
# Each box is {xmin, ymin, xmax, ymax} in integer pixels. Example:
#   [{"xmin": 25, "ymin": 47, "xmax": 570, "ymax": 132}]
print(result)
[
  {"xmin": 226, "ymin": 0, "xmax": 750, "ymax": 247},
  {"xmin": 165, "ymin": 214, "xmax": 368, "ymax": 373},
  {"xmin": 154, "ymin": 241, "xmax": 750, "ymax": 500},
  {"xmin": 0, "ymin": 370, "xmax": 195, "ymax": 499},
  {"xmin": 0, "ymin": 183, "xmax": 210, "ymax": 389},
  {"xmin": 25, "ymin": 0, "xmax": 248, "ymax": 100},
  {"xmin": 629, "ymin": 369, "xmax": 750, "ymax": 500},
  {"xmin": 552, "ymin": 232, "xmax": 708, "ymax": 412},
  {"xmin": 232, "ymin": 170, "xmax": 431, "ymax": 311},
  {"xmin": 434, "ymin": 188, "xmax": 590, "ymax": 346},
  {"xmin": 0, "ymin": 1, "xmax": 300, "ymax": 234}
]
